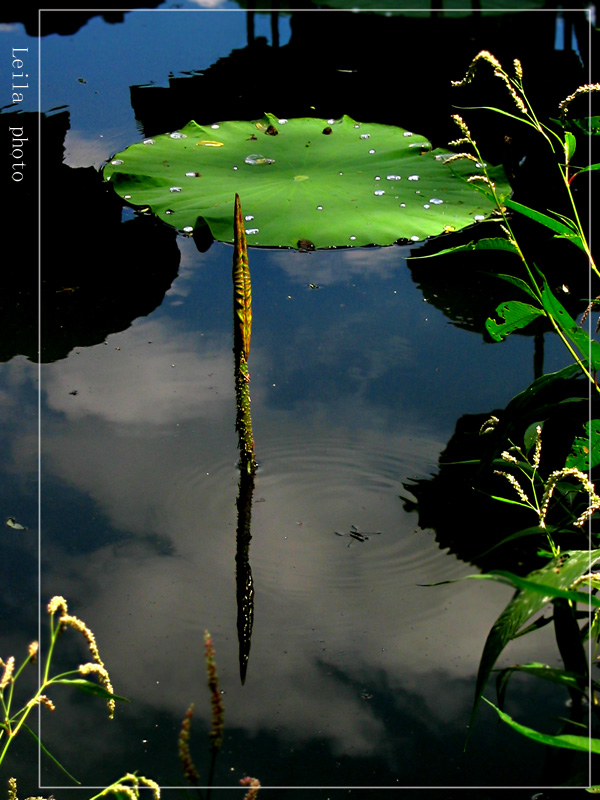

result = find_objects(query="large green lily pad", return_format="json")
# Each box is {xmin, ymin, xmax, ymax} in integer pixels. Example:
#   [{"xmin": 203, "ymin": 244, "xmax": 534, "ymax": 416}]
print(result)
[{"xmin": 103, "ymin": 113, "xmax": 509, "ymax": 249}]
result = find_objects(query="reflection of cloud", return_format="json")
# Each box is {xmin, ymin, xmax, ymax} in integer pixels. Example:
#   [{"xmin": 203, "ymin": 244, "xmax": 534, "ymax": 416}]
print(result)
[
  {"xmin": 37, "ymin": 240, "xmax": 559, "ymax": 785},
  {"xmin": 266, "ymin": 244, "xmax": 415, "ymax": 286},
  {"xmin": 43, "ymin": 318, "xmax": 233, "ymax": 425},
  {"xmin": 64, "ymin": 127, "xmax": 129, "ymax": 169}
]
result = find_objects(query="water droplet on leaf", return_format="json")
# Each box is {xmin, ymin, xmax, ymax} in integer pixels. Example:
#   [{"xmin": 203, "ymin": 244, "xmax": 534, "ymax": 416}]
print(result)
[
  {"xmin": 169, "ymin": 187, "xmax": 182, "ymax": 192},
  {"xmin": 245, "ymin": 154, "xmax": 275, "ymax": 165},
  {"xmin": 386, "ymin": 175, "xmax": 401, "ymax": 181},
  {"xmin": 111, "ymin": 159, "xmax": 124, "ymax": 165},
  {"xmin": 246, "ymin": 228, "xmax": 259, "ymax": 235},
  {"xmin": 360, "ymin": 133, "xmax": 370, "ymax": 139},
  {"xmin": 143, "ymin": 139, "xmax": 155, "ymax": 145},
  {"xmin": 374, "ymin": 190, "xmax": 385, "ymax": 196},
  {"xmin": 408, "ymin": 175, "xmax": 419, "ymax": 181},
  {"xmin": 429, "ymin": 198, "xmax": 444, "ymax": 204},
  {"xmin": 170, "ymin": 132, "xmax": 187, "ymax": 139}
]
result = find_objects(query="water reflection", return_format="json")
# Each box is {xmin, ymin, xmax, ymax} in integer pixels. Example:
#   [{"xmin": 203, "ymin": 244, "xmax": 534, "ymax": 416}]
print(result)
[{"xmin": 36, "ymin": 241, "xmax": 564, "ymax": 787}]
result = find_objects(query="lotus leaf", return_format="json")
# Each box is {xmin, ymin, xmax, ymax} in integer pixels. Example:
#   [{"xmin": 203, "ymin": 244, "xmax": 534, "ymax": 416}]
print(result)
[{"xmin": 103, "ymin": 113, "xmax": 510, "ymax": 249}]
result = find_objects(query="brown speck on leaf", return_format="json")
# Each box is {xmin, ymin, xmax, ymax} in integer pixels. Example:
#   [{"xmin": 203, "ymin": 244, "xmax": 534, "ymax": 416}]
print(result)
[
  {"xmin": 265, "ymin": 125, "xmax": 278, "ymax": 136},
  {"xmin": 247, "ymin": 134, "xmax": 257, "ymax": 141},
  {"xmin": 298, "ymin": 239, "xmax": 315, "ymax": 252},
  {"xmin": 322, "ymin": 126, "xmax": 332, "ymax": 135}
]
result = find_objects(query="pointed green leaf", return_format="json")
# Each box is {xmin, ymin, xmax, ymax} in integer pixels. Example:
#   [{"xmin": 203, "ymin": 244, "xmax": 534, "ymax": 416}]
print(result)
[
  {"xmin": 541, "ymin": 282, "xmax": 600, "ymax": 371},
  {"xmin": 468, "ymin": 549, "xmax": 600, "ymax": 731},
  {"xmin": 103, "ymin": 114, "xmax": 510, "ymax": 249},
  {"xmin": 483, "ymin": 698, "xmax": 599, "ymax": 753},
  {"xmin": 504, "ymin": 199, "xmax": 580, "ymax": 237},
  {"xmin": 53, "ymin": 678, "xmax": 130, "ymax": 702},
  {"xmin": 564, "ymin": 131, "xmax": 577, "ymax": 163},
  {"xmin": 485, "ymin": 299, "xmax": 545, "ymax": 341},
  {"xmin": 409, "ymin": 237, "xmax": 520, "ymax": 260}
]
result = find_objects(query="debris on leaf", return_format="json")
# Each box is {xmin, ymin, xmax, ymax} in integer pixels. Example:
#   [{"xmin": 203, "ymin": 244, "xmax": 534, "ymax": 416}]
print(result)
[{"xmin": 6, "ymin": 517, "xmax": 27, "ymax": 530}]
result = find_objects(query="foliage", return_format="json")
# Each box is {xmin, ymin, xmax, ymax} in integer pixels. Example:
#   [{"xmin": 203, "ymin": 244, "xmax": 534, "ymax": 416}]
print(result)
[
  {"xmin": 417, "ymin": 52, "xmax": 600, "ymax": 773},
  {"xmin": 0, "ymin": 596, "xmax": 128, "ymax": 784},
  {"xmin": 411, "ymin": 54, "xmax": 599, "ymax": 389},
  {"xmin": 102, "ymin": 113, "xmax": 511, "ymax": 248}
]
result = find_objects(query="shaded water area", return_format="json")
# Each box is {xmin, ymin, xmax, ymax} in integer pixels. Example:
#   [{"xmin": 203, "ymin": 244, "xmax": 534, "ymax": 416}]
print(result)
[{"xmin": 0, "ymin": 4, "xmax": 595, "ymax": 797}]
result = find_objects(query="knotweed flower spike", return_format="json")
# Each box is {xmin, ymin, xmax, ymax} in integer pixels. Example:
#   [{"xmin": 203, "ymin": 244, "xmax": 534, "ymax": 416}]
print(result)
[
  {"xmin": 532, "ymin": 426, "xmax": 542, "ymax": 471},
  {"xmin": 36, "ymin": 694, "xmax": 56, "ymax": 711},
  {"xmin": 443, "ymin": 153, "xmax": 479, "ymax": 164},
  {"xmin": 494, "ymin": 469, "xmax": 531, "ymax": 504},
  {"xmin": 204, "ymin": 630, "xmax": 225, "ymax": 752},
  {"xmin": 240, "ymin": 776, "xmax": 261, "ymax": 800},
  {"xmin": 451, "ymin": 50, "xmax": 502, "ymax": 86},
  {"xmin": 178, "ymin": 703, "xmax": 201, "ymax": 785},
  {"xmin": 538, "ymin": 466, "xmax": 599, "ymax": 529},
  {"xmin": 47, "ymin": 595, "xmax": 116, "ymax": 717},
  {"xmin": 467, "ymin": 174, "xmax": 495, "ymax": 189},
  {"xmin": 0, "ymin": 657, "xmax": 15, "ymax": 690},
  {"xmin": 479, "ymin": 415, "xmax": 499, "ymax": 435},
  {"xmin": 96, "ymin": 774, "xmax": 161, "ymax": 800},
  {"xmin": 450, "ymin": 114, "xmax": 473, "ymax": 141},
  {"xmin": 558, "ymin": 83, "xmax": 600, "ymax": 120}
]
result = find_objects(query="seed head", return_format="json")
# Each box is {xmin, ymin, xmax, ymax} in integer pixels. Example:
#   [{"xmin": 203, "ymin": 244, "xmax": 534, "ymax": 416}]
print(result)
[
  {"xmin": 0, "ymin": 656, "xmax": 15, "ymax": 690},
  {"xmin": 559, "ymin": 83, "xmax": 600, "ymax": 120}
]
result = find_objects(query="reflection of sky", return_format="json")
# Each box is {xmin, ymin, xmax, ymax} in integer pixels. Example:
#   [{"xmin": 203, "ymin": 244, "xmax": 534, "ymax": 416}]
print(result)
[
  {"xmin": 0, "ymin": 7, "xmax": 581, "ymax": 793},
  {"xmin": 36, "ymin": 242, "xmax": 564, "ymax": 789}
]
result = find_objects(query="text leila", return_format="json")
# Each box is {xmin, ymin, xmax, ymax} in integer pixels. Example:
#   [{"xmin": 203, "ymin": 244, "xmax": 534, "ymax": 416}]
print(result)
[{"xmin": 10, "ymin": 48, "xmax": 29, "ymax": 182}]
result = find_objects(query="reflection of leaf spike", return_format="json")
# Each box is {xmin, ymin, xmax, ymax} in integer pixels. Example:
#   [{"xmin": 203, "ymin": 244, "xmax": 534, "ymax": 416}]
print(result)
[
  {"xmin": 236, "ymin": 467, "xmax": 255, "ymax": 684},
  {"xmin": 233, "ymin": 193, "xmax": 252, "ymax": 363}
]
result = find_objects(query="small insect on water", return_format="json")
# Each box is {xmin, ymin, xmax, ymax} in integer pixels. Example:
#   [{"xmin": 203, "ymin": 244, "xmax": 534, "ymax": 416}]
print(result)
[{"xmin": 335, "ymin": 524, "xmax": 382, "ymax": 547}]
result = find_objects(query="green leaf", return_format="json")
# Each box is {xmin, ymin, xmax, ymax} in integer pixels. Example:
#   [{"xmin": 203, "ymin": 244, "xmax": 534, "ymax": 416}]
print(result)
[
  {"xmin": 485, "ymin": 299, "xmax": 545, "ymax": 341},
  {"xmin": 409, "ymin": 237, "xmax": 520, "ymax": 260},
  {"xmin": 467, "ymin": 549, "xmax": 600, "ymax": 732},
  {"xmin": 572, "ymin": 162, "xmax": 600, "ymax": 178},
  {"xmin": 103, "ymin": 113, "xmax": 511, "ymax": 249},
  {"xmin": 566, "ymin": 420, "xmax": 600, "ymax": 471},
  {"xmin": 495, "ymin": 274, "xmax": 540, "ymax": 302},
  {"xmin": 53, "ymin": 678, "xmax": 130, "ymax": 703},
  {"xmin": 467, "ymin": 569, "xmax": 600, "ymax": 608},
  {"xmin": 22, "ymin": 722, "xmax": 81, "ymax": 785},
  {"xmin": 504, "ymin": 199, "xmax": 586, "ymax": 251},
  {"xmin": 473, "ymin": 525, "xmax": 556, "ymax": 559},
  {"xmin": 564, "ymin": 131, "xmax": 577, "ymax": 163},
  {"xmin": 541, "ymin": 282, "xmax": 600, "ymax": 371},
  {"xmin": 495, "ymin": 662, "xmax": 588, "ymax": 702},
  {"xmin": 483, "ymin": 698, "xmax": 599, "ymax": 753}
]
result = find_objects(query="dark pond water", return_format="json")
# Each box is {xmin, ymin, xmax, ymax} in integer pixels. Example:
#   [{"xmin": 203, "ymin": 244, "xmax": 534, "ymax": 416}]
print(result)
[{"xmin": 0, "ymin": 4, "xmax": 593, "ymax": 798}]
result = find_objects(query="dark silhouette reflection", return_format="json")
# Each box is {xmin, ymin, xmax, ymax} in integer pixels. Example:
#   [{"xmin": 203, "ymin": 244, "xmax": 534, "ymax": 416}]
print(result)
[
  {"xmin": 402, "ymin": 369, "xmax": 592, "ymax": 574},
  {"xmin": 37, "ymin": 110, "xmax": 181, "ymax": 363},
  {"xmin": 408, "ymin": 217, "xmax": 592, "ymax": 342},
  {"xmin": 235, "ymin": 467, "xmax": 255, "ymax": 685},
  {"xmin": 232, "ymin": 201, "xmax": 256, "ymax": 685}
]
